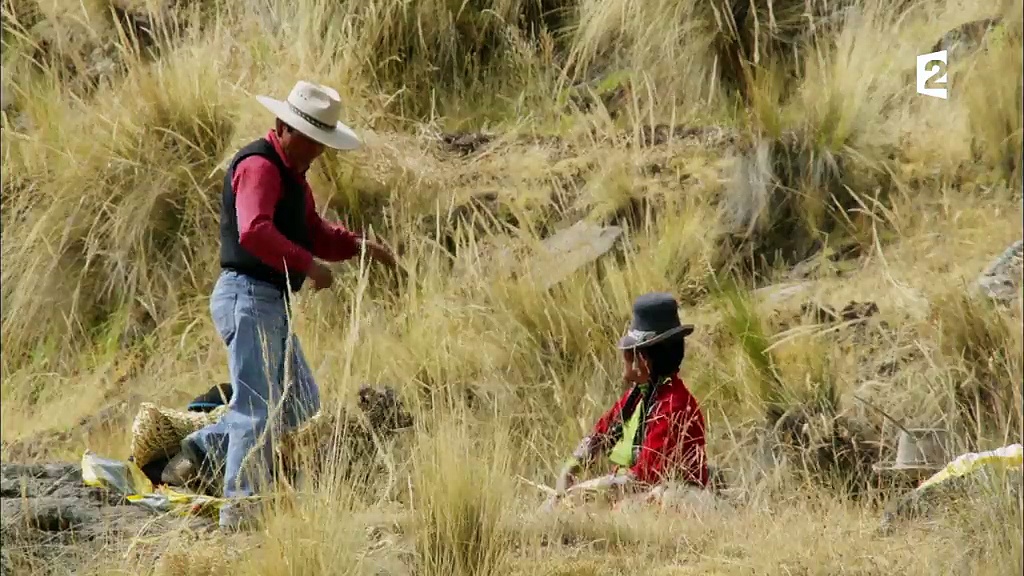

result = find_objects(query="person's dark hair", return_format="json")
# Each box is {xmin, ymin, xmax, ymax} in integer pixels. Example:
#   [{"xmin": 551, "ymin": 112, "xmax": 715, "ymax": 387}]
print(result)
[
  {"xmin": 639, "ymin": 332, "xmax": 686, "ymax": 384},
  {"xmin": 275, "ymin": 119, "xmax": 296, "ymax": 135}
]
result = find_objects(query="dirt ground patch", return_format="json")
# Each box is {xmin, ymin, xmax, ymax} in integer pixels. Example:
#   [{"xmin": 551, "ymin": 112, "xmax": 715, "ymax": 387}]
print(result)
[{"xmin": 0, "ymin": 462, "xmax": 213, "ymax": 575}]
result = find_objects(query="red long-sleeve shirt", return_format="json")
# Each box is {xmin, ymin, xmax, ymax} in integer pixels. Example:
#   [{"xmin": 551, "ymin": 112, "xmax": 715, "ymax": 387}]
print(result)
[
  {"xmin": 233, "ymin": 130, "xmax": 362, "ymax": 275},
  {"xmin": 584, "ymin": 374, "xmax": 708, "ymax": 487}
]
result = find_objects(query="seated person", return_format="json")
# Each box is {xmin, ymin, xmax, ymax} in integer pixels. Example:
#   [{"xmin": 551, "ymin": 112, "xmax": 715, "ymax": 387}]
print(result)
[{"xmin": 555, "ymin": 292, "xmax": 708, "ymax": 500}]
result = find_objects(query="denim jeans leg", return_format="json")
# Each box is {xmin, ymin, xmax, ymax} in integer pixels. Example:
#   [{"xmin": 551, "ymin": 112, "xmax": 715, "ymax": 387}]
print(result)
[
  {"xmin": 192, "ymin": 272, "xmax": 292, "ymax": 528},
  {"xmin": 220, "ymin": 284, "xmax": 289, "ymax": 502},
  {"xmin": 190, "ymin": 272, "xmax": 241, "ymax": 466},
  {"xmin": 282, "ymin": 335, "xmax": 320, "ymax": 431}
]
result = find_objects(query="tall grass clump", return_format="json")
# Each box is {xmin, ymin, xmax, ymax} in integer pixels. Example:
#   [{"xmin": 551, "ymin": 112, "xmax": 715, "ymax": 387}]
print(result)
[
  {"xmin": 930, "ymin": 290, "xmax": 1023, "ymax": 445},
  {"xmin": 961, "ymin": 6, "xmax": 1024, "ymax": 184},
  {"xmin": 410, "ymin": 414, "xmax": 514, "ymax": 576},
  {"xmin": 564, "ymin": 0, "xmax": 925, "ymax": 120},
  {"xmin": 719, "ymin": 0, "xmax": 927, "ymax": 276},
  {"xmin": 0, "ymin": 43, "xmax": 235, "ymax": 369},
  {"xmin": 271, "ymin": 0, "xmax": 571, "ymax": 121},
  {"xmin": 236, "ymin": 480, "xmax": 375, "ymax": 575}
]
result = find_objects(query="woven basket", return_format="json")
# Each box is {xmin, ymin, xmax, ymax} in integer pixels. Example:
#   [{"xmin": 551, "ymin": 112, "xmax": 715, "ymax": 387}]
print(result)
[
  {"xmin": 129, "ymin": 401, "xmax": 336, "ymax": 470},
  {"xmin": 129, "ymin": 402, "xmax": 225, "ymax": 467}
]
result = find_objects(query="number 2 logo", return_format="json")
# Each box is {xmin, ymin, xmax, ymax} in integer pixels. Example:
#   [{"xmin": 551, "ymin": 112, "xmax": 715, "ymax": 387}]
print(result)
[{"xmin": 916, "ymin": 50, "xmax": 949, "ymax": 99}]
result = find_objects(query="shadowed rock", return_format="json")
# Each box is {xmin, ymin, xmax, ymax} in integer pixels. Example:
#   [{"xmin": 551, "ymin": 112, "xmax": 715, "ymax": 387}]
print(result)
[
  {"xmin": 975, "ymin": 239, "xmax": 1022, "ymax": 304},
  {"xmin": 931, "ymin": 17, "xmax": 1006, "ymax": 60}
]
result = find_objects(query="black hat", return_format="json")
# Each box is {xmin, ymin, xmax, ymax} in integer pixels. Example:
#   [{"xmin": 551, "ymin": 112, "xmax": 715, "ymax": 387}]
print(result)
[
  {"xmin": 616, "ymin": 292, "xmax": 694, "ymax": 350},
  {"xmin": 187, "ymin": 382, "xmax": 233, "ymax": 412}
]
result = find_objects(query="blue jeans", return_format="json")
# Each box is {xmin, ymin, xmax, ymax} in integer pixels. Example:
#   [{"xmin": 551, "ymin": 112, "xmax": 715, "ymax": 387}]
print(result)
[{"xmin": 191, "ymin": 270, "xmax": 320, "ymax": 525}]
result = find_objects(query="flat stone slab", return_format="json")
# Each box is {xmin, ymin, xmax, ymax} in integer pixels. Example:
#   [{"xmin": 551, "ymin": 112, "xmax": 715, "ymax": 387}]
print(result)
[{"xmin": 528, "ymin": 220, "xmax": 624, "ymax": 290}]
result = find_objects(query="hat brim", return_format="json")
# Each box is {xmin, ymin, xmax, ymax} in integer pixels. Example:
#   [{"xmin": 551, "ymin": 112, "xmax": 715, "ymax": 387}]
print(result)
[
  {"xmin": 256, "ymin": 95, "xmax": 362, "ymax": 151},
  {"xmin": 617, "ymin": 324, "xmax": 694, "ymax": 350},
  {"xmin": 871, "ymin": 462, "xmax": 944, "ymax": 473}
]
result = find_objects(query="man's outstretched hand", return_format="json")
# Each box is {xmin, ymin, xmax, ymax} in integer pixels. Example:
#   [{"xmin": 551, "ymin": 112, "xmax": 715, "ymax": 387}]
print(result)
[
  {"xmin": 308, "ymin": 262, "xmax": 334, "ymax": 291},
  {"xmin": 362, "ymin": 239, "xmax": 397, "ymax": 269}
]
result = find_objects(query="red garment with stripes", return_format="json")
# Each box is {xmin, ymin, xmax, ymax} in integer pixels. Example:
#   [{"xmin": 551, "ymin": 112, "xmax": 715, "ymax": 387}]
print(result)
[{"xmin": 588, "ymin": 374, "xmax": 708, "ymax": 487}]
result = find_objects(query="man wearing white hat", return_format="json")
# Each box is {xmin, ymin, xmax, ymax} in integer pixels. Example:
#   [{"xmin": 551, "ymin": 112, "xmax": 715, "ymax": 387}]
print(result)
[{"xmin": 165, "ymin": 80, "xmax": 396, "ymax": 530}]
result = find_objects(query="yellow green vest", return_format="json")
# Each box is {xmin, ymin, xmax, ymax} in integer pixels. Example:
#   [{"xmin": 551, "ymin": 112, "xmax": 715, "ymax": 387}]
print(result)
[{"xmin": 608, "ymin": 388, "xmax": 646, "ymax": 468}]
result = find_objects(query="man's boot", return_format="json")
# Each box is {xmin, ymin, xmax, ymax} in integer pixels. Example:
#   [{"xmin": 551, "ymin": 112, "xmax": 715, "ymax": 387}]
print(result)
[{"xmin": 161, "ymin": 434, "xmax": 218, "ymax": 493}]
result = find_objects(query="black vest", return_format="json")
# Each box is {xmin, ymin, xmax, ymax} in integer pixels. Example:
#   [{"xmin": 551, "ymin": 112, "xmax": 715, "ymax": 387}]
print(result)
[{"xmin": 219, "ymin": 138, "xmax": 312, "ymax": 293}]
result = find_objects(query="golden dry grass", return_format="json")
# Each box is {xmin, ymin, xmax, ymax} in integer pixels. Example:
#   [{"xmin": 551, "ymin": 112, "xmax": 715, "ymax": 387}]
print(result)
[{"xmin": 1, "ymin": 0, "xmax": 1022, "ymax": 574}]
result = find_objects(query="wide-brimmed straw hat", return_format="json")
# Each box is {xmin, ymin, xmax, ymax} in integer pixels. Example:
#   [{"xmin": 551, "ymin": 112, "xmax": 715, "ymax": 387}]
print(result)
[
  {"xmin": 872, "ymin": 428, "xmax": 952, "ymax": 475},
  {"xmin": 617, "ymin": 292, "xmax": 695, "ymax": 350},
  {"xmin": 256, "ymin": 80, "xmax": 361, "ymax": 151}
]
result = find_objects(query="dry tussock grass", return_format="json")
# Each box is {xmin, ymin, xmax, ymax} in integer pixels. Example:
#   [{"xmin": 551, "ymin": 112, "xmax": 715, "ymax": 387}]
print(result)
[{"xmin": 1, "ymin": 0, "xmax": 1021, "ymax": 574}]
